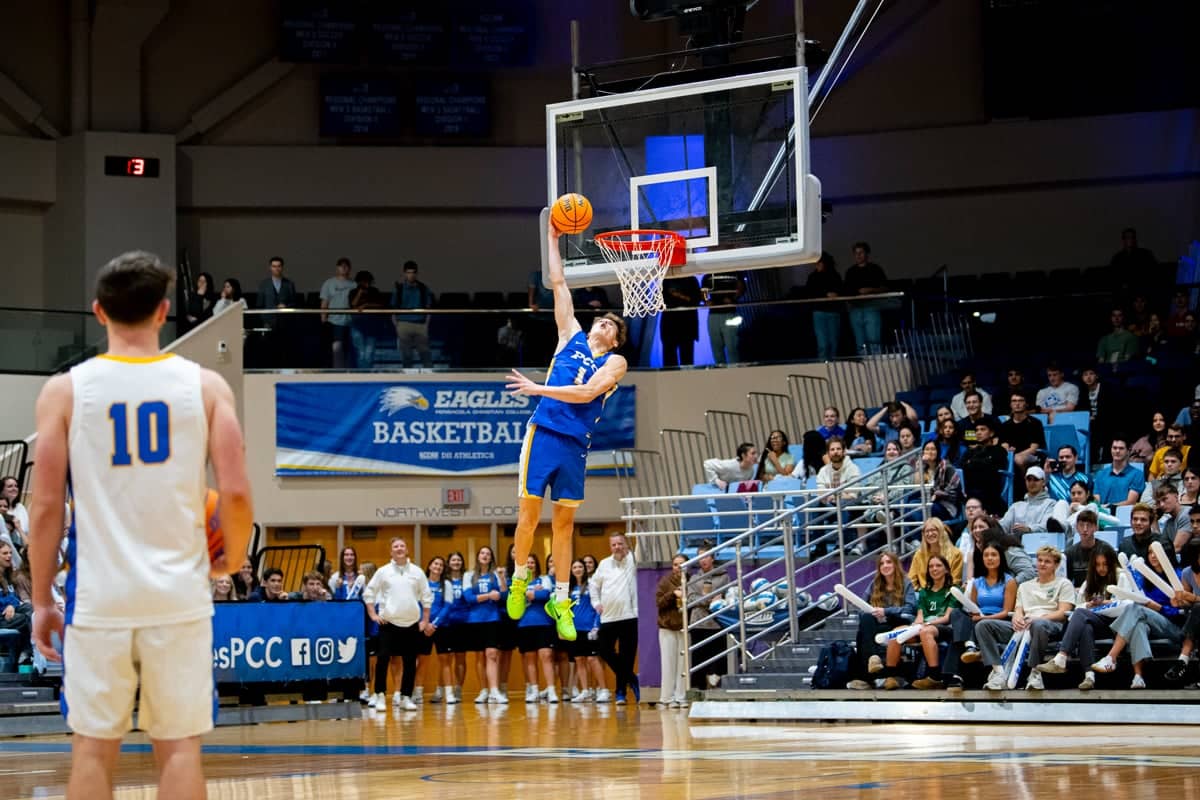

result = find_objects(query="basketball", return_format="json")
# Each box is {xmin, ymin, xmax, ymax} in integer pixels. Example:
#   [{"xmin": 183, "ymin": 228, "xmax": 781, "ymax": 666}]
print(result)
[
  {"xmin": 549, "ymin": 192, "xmax": 593, "ymax": 234},
  {"xmin": 205, "ymin": 488, "xmax": 225, "ymax": 565}
]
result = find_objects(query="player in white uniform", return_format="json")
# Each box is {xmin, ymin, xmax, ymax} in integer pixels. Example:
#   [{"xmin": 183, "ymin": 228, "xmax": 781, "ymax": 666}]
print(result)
[{"xmin": 29, "ymin": 251, "xmax": 253, "ymax": 800}]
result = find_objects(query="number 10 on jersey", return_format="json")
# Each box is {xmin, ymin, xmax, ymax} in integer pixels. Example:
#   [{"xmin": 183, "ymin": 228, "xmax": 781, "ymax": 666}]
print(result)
[{"xmin": 109, "ymin": 401, "xmax": 171, "ymax": 466}]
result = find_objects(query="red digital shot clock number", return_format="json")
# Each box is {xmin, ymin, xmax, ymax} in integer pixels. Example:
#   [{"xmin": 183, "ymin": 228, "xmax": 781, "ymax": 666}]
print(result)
[{"xmin": 103, "ymin": 156, "xmax": 161, "ymax": 178}]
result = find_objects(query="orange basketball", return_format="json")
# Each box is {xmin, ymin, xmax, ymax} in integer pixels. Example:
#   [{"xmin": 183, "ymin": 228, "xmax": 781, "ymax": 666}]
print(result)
[
  {"xmin": 205, "ymin": 489, "xmax": 225, "ymax": 565},
  {"xmin": 550, "ymin": 193, "xmax": 593, "ymax": 234}
]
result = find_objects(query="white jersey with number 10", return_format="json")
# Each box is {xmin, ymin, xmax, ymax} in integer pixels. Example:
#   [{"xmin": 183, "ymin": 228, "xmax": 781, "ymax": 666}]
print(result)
[{"xmin": 66, "ymin": 353, "xmax": 211, "ymax": 629}]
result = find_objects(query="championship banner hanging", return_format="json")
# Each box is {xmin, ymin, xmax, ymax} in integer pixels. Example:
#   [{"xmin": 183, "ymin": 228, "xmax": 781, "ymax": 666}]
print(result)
[{"xmin": 275, "ymin": 381, "xmax": 635, "ymax": 477}]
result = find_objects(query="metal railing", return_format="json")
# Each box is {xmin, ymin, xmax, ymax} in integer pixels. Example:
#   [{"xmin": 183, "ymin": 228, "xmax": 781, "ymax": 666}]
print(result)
[
  {"xmin": 621, "ymin": 449, "xmax": 929, "ymax": 678},
  {"xmin": 747, "ymin": 391, "xmax": 800, "ymax": 450},
  {"xmin": 895, "ymin": 313, "xmax": 974, "ymax": 387}
]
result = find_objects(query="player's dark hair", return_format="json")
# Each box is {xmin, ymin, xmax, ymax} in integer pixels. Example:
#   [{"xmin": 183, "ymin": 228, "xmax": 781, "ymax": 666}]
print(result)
[
  {"xmin": 924, "ymin": 554, "xmax": 951, "ymax": 591},
  {"xmin": 1164, "ymin": 447, "xmax": 1185, "ymax": 462},
  {"xmin": 601, "ymin": 312, "xmax": 627, "ymax": 348},
  {"xmin": 445, "ymin": 551, "xmax": 465, "ymax": 579},
  {"xmin": 94, "ymin": 251, "xmax": 174, "ymax": 325}
]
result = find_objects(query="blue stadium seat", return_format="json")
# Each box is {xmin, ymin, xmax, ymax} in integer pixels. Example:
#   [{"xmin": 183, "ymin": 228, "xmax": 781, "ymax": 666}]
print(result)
[
  {"xmin": 676, "ymin": 495, "xmax": 717, "ymax": 550},
  {"xmin": 1044, "ymin": 424, "xmax": 1079, "ymax": 457},
  {"xmin": 1023, "ymin": 532, "xmax": 1066, "ymax": 554}
]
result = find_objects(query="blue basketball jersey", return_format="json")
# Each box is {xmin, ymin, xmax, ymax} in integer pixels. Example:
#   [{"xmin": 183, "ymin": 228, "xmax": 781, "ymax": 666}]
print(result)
[{"xmin": 528, "ymin": 331, "xmax": 617, "ymax": 447}]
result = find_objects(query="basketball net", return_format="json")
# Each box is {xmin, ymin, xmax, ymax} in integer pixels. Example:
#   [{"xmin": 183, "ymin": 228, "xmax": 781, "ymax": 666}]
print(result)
[{"xmin": 593, "ymin": 230, "xmax": 684, "ymax": 318}]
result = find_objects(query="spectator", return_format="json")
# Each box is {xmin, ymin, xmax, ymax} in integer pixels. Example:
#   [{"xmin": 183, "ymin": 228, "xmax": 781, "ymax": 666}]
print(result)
[
  {"xmin": 703, "ymin": 443, "xmax": 759, "ymax": 491},
  {"xmin": 330, "ymin": 546, "xmax": 364, "ymax": 600},
  {"xmin": 496, "ymin": 317, "xmax": 523, "ymax": 365},
  {"xmin": 1092, "ymin": 546, "xmax": 1186, "ymax": 689},
  {"xmin": 687, "ymin": 549, "xmax": 731, "ymax": 690},
  {"xmin": 390, "ymin": 261, "xmax": 435, "ymax": 369},
  {"xmin": 1119, "ymin": 503, "xmax": 1175, "ymax": 564},
  {"xmin": 1066, "ymin": 482, "xmax": 1120, "ymax": 534},
  {"xmin": 417, "ymin": 556, "xmax": 450, "ymax": 704},
  {"xmin": 0, "ymin": 543, "xmax": 30, "ymax": 656},
  {"xmin": 0, "ymin": 499, "xmax": 23, "ymax": 561},
  {"xmin": 1093, "ymin": 438, "xmax": 1144, "ymax": 508},
  {"xmin": 1148, "ymin": 425, "xmax": 1190, "ymax": 479},
  {"xmin": 756, "ymin": 430, "xmax": 796, "ymax": 483},
  {"xmin": 211, "ymin": 574, "xmax": 239, "ymax": 602},
  {"xmin": 573, "ymin": 285, "xmax": 610, "ymax": 310},
  {"xmin": 1036, "ymin": 363, "xmax": 1078, "ymax": 414},
  {"xmin": 515, "ymin": 554, "xmax": 557, "ymax": 703},
  {"xmin": 1141, "ymin": 313, "xmax": 1169, "ymax": 359},
  {"xmin": 982, "ymin": 526, "xmax": 1037, "ymax": 584},
  {"xmin": 907, "ymin": 518, "xmax": 963, "ymax": 589},
  {"xmin": 212, "ymin": 278, "xmax": 246, "ymax": 315},
  {"xmin": 1182, "ymin": 468, "xmax": 1200, "ymax": 507},
  {"xmin": 816, "ymin": 407, "xmax": 846, "ymax": 440},
  {"xmin": 1126, "ymin": 294, "xmax": 1151, "ymax": 336},
  {"xmin": 1076, "ymin": 364, "xmax": 1115, "ymax": 463},
  {"xmin": 233, "ymin": 558, "xmax": 259, "ymax": 599},
  {"xmin": 896, "ymin": 423, "xmax": 919, "ymax": 454},
  {"xmin": 298, "ymin": 570, "xmax": 331, "ymax": 601},
  {"xmin": 0, "ymin": 477, "xmax": 28, "ymax": 538},
  {"xmin": 953, "ymin": 542, "xmax": 1016, "ymax": 678},
  {"xmin": 701, "ymin": 272, "xmax": 745, "ymax": 365},
  {"xmin": 1166, "ymin": 290, "xmax": 1192, "ymax": 338},
  {"xmin": 1178, "ymin": 400, "xmax": 1200, "ymax": 443},
  {"xmin": 1000, "ymin": 393, "xmax": 1045, "ymax": 475},
  {"xmin": 1096, "ymin": 308, "xmax": 1139, "ymax": 364},
  {"xmin": 957, "ymin": 502, "xmax": 990, "ymax": 582},
  {"xmin": 959, "ymin": 419, "xmax": 1008, "ymax": 514},
  {"xmin": 867, "ymin": 400, "xmax": 919, "ymax": 445},
  {"xmin": 590, "ymin": 533, "xmax": 640, "ymax": 704},
  {"xmin": 816, "ymin": 437, "xmax": 862, "ymax": 503},
  {"xmin": 855, "ymin": 440, "xmax": 913, "ymax": 554},
  {"xmin": 1171, "ymin": 312, "xmax": 1200, "ymax": 357},
  {"xmin": 463, "ymin": 546, "xmax": 505, "ymax": 704},
  {"xmin": 919, "ymin": 440, "xmax": 964, "ymax": 522},
  {"xmin": 363, "ymin": 537, "xmax": 433, "ymax": 712},
  {"xmin": 249, "ymin": 567, "xmax": 289, "ymax": 601},
  {"xmin": 349, "ymin": 270, "xmax": 391, "ymax": 369},
  {"xmin": 256, "ymin": 256, "xmax": 298, "ymax": 317},
  {"xmin": 843, "ymin": 241, "xmax": 888, "ymax": 355},
  {"xmin": 567, "ymin": 558, "xmax": 605, "ymax": 702},
  {"xmin": 320, "ymin": 257, "xmax": 357, "ymax": 369},
  {"xmin": 954, "ymin": 392, "xmax": 1000, "ymax": 446},
  {"xmin": 1163, "ymin": 541, "xmax": 1200, "ymax": 683},
  {"xmin": 881, "ymin": 554, "xmax": 958, "ymax": 691},
  {"xmin": 999, "ymin": 467, "xmax": 1069, "ymax": 535},
  {"xmin": 184, "ymin": 272, "xmax": 218, "ymax": 332},
  {"xmin": 1131, "ymin": 411, "xmax": 1170, "ymax": 464},
  {"xmin": 1045, "ymin": 445, "xmax": 1087, "ymax": 502},
  {"xmin": 844, "ymin": 407, "xmax": 877, "ymax": 455},
  {"xmin": 977, "ymin": 546, "xmax": 1075, "ymax": 691},
  {"xmin": 1035, "ymin": 543, "xmax": 1127, "ymax": 690},
  {"xmin": 1156, "ymin": 484, "xmax": 1192, "ymax": 553},
  {"xmin": 849, "ymin": 550, "xmax": 915, "ymax": 690},
  {"xmin": 950, "ymin": 372, "xmax": 993, "ymax": 419},
  {"xmin": 655, "ymin": 554, "xmax": 688, "ymax": 708},
  {"xmin": 997, "ymin": 368, "xmax": 1031, "ymax": 417},
  {"xmin": 933, "ymin": 417, "xmax": 966, "ymax": 466},
  {"xmin": 1142, "ymin": 447, "xmax": 1186, "ymax": 503},
  {"xmin": 1066, "ymin": 508, "xmax": 1109, "ymax": 586},
  {"xmin": 806, "ymin": 252, "xmax": 843, "ymax": 361},
  {"xmin": 1109, "ymin": 228, "xmax": 1158, "ymax": 274},
  {"xmin": 660, "ymin": 276, "xmax": 701, "ymax": 367}
]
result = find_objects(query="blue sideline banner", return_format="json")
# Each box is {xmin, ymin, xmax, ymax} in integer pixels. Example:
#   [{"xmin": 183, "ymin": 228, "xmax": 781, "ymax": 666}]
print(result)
[
  {"xmin": 275, "ymin": 381, "xmax": 635, "ymax": 477},
  {"xmin": 211, "ymin": 601, "xmax": 365, "ymax": 683}
]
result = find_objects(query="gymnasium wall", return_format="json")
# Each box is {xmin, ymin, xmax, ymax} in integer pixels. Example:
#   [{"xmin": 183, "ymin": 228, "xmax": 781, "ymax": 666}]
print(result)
[{"xmin": 0, "ymin": 0, "xmax": 1196, "ymax": 307}]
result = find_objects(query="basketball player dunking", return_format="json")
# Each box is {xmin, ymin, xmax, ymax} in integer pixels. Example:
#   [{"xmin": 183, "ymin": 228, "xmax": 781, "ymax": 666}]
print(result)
[
  {"xmin": 29, "ymin": 252, "xmax": 253, "ymax": 800},
  {"xmin": 504, "ymin": 225, "xmax": 628, "ymax": 640}
]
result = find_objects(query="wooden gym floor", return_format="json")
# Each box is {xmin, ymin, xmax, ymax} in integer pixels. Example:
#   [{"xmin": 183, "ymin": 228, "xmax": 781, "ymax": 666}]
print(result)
[{"xmin": 2, "ymin": 704, "xmax": 1199, "ymax": 798}]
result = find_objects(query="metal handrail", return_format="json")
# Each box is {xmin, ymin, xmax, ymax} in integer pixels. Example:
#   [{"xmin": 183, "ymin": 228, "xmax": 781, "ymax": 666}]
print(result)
[{"xmin": 622, "ymin": 448, "xmax": 932, "ymax": 680}]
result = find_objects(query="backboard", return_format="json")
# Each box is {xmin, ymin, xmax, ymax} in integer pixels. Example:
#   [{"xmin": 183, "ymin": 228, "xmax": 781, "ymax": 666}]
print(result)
[{"xmin": 542, "ymin": 66, "xmax": 821, "ymax": 289}]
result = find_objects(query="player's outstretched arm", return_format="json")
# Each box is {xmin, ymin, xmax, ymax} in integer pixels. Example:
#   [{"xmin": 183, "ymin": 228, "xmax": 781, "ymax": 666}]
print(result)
[
  {"xmin": 29, "ymin": 374, "xmax": 72, "ymax": 661},
  {"xmin": 546, "ymin": 225, "xmax": 583, "ymax": 346},
  {"xmin": 506, "ymin": 355, "xmax": 628, "ymax": 405},
  {"xmin": 203, "ymin": 369, "xmax": 254, "ymax": 574}
]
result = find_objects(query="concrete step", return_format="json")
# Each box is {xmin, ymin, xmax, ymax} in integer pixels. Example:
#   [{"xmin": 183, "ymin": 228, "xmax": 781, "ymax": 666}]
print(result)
[
  {"xmin": 749, "ymin": 658, "xmax": 819, "ymax": 673},
  {"xmin": 0, "ymin": 686, "xmax": 54, "ymax": 703},
  {"xmin": 722, "ymin": 672, "xmax": 812, "ymax": 690},
  {"xmin": 770, "ymin": 642, "xmax": 829, "ymax": 660}
]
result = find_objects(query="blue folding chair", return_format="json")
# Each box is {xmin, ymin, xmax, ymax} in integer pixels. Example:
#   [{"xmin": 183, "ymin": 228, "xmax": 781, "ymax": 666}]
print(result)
[{"xmin": 1023, "ymin": 532, "xmax": 1066, "ymax": 554}]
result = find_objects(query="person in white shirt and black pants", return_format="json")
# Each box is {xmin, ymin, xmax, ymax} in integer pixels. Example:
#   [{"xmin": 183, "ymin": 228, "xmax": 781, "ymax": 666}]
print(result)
[
  {"xmin": 363, "ymin": 538, "xmax": 432, "ymax": 711},
  {"xmin": 590, "ymin": 533, "xmax": 640, "ymax": 703}
]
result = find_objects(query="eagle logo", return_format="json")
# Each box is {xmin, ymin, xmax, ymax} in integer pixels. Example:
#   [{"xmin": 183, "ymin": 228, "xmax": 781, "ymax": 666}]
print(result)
[{"xmin": 378, "ymin": 386, "xmax": 430, "ymax": 415}]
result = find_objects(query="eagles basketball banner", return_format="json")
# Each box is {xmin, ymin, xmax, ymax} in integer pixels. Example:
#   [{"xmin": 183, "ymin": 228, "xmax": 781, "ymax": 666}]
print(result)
[
  {"xmin": 274, "ymin": 382, "xmax": 636, "ymax": 477},
  {"xmin": 211, "ymin": 601, "xmax": 366, "ymax": 683}
]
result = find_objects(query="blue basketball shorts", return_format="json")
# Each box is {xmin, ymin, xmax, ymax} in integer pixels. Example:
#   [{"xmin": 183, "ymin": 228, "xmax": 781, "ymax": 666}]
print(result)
[{"xmin": 518, "ymin": 424, "xmax": 588, "ymax": 506}]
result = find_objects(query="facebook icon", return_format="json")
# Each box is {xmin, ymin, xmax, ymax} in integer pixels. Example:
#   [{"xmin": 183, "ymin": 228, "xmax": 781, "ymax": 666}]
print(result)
[{"xmin": 290, "ymin": 638, "xmax": 311, "ymax": 667}]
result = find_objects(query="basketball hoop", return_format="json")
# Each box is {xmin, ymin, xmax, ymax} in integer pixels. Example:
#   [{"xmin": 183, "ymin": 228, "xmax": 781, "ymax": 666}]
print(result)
[{"xmin": 593, "ymin": 230, "xmax": 686, "ymax": 318}]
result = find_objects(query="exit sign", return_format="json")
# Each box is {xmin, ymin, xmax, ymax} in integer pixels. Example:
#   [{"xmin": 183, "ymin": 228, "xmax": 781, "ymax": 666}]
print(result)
[{"xmin": 442, "ymin": 487, "xmax": 471, "ymax": 507}]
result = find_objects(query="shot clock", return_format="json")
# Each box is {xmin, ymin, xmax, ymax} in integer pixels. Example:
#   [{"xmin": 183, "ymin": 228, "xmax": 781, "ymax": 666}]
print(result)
[{"xmin": 103, "ymin": 156, "xmax": 161, "ymax": 178}]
